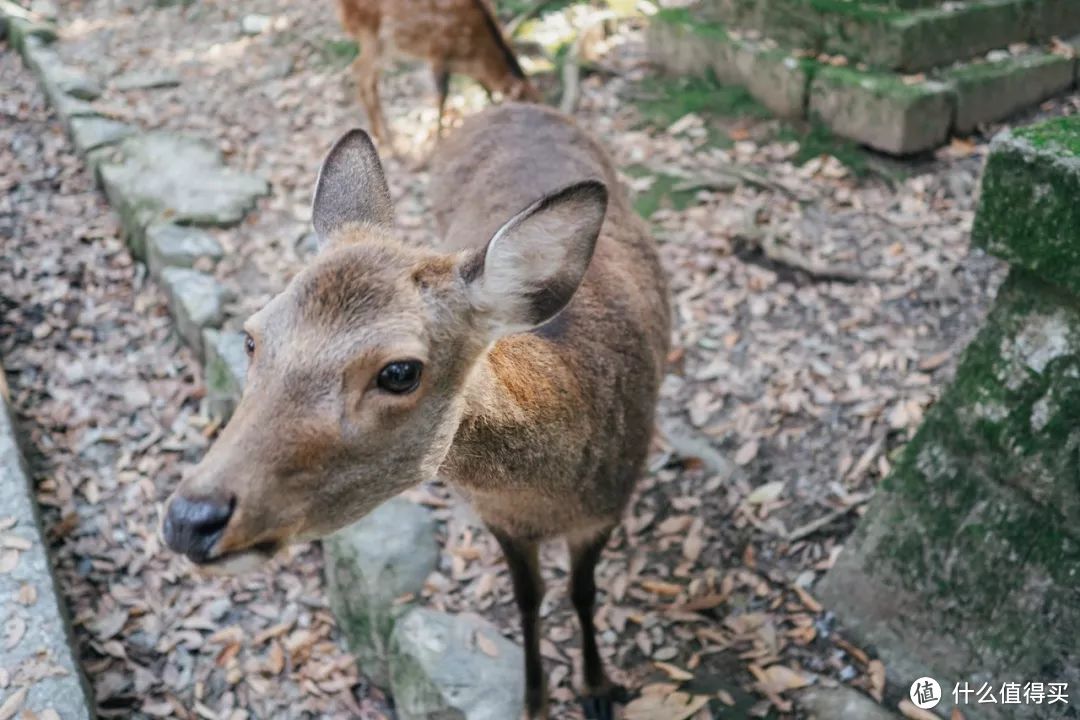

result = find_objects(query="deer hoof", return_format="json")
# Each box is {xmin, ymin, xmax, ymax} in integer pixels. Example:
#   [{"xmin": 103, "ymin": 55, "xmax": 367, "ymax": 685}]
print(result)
[{"xmin": 580, "ymin": 685, "xmax": 629, "ymax": 720}]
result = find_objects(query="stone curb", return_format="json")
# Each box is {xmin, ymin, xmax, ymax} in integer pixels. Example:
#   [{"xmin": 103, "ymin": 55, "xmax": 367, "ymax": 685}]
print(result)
[
  {"xmin": 647, "ymin": 6, "xmax": 1080, "ymax": 155},
  {"xmin": 2, "ymin": 4, "xmax": 526, "ymax": 717},
  {"xmin": 0, "ymin": 368, "xmax": 95, "ymax": 719}
]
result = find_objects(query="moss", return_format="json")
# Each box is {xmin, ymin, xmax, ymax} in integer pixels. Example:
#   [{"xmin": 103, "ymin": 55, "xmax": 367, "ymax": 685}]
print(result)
[
  {"xmin": 1015, "ymin": 115, "xmax": 1080, "ymax": 155},
  {"xmin": 317, "ymin": 38, "xmax": 359, "ymax": 68},
  {"xmin": 778, "ymin": 120, "xmax": 872, "ymax": 176},
  {"xmin": 856, "ymin": 271, "xmax": 1080, "ymax": 666},
  {"xmin": 814, "ymin": 64, "xmax": 946, "ymax": 100},
  {"xmin": 624, "ymin": 165, "xmax": 700, "ymax": 218},
  {"xmin": 972, "ymin": 120, "xmax": 1080, "ymax": 295},
  {"xmin": 630, "ymin": 72, "xmax": 771, "ymax": 133}
]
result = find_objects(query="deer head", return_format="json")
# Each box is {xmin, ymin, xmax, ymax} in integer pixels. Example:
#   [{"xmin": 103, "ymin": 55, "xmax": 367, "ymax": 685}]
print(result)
[{"xmin": 162, "ymin": 129, "xmax": 606, "ymax": 573}]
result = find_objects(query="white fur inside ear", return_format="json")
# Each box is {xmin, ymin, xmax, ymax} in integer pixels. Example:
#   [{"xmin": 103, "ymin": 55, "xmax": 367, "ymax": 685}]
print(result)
[{"xmin": 468, "ymin": 181, "xmax": 607, "ymax": 335}]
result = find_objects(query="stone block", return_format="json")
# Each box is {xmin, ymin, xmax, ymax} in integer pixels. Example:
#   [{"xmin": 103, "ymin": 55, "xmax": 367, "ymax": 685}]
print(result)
[
  {"xmin": 972, "ymin": 117, "xmax": 1080, "ymax": 296},
  {"xmin": 817, "ymin": 270, "xmax": 1080, "ymax": 720},
  {"xmin": 0, "ymin": 383, "xmax": 94, "ymax": 720},
  {"xmin": 809, "ymin": 66, "xmax": 954, "ymax": 154},
  {"xmin": 202, "ymin": 329, "xmax": 247, "ymax": 421},
  {"xmin": 945, "ymin": 52, "xmax": 1076, "ymax": 133},
  {"xmin": 324, "ymin": 498, "xmax": 438, "ymax": 688},
  {"xmin": 159, "ymin": 267, "xmax": 230, "ymax": 355},
  {"xmin": 97, "ymin": 132, "xmax": 268, "ymax": 258},
  {"xmin": 68, "ymin": 117, "xmax": 135, "ymax": 156},
  {"xmin": 389, "ymin": 608, "xmax": 525, "ymax": 720},
  {"xmin": 145, "ymin": 223, "xmax": 224, "ymax": 278}
]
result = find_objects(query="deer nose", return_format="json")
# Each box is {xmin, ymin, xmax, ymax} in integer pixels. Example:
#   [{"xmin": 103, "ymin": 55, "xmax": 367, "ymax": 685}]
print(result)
[{"xmin": 163, "ymin": 495, "xmax": 235, "ymax": 564}]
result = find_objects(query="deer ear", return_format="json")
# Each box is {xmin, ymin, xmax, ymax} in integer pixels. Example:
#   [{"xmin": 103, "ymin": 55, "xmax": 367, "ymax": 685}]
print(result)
[
  {"xmin": 464, "ymin": 180, "xmax": 607, "ymax": 335},
  {"xmin": 312, "ymin": 129, "xmax": 393, "ymax": 239}
]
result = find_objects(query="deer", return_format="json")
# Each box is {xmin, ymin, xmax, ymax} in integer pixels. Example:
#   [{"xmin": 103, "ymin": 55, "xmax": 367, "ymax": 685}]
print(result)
[
  {"xmin": 162, "ymin": 102, "xmax": 670, "ymax": 720},
  {"xmin": 337, "ymin": 0, "xmax": 541, "ymax": 145}
]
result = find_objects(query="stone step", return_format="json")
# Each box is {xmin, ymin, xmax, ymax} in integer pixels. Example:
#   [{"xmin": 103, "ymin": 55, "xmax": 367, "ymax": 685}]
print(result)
[
  {"xmin": 699, "ymin": 0, "xmax": 1080, "ymax": 72},
  {"xmin": 647, "ymin": 8, "xmax": 1079, "ymax": 154}
]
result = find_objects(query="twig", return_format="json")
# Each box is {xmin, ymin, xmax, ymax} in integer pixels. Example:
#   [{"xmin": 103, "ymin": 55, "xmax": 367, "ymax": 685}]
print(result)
[
  {"xmin": 559, "ymin": 11, "xmax": 614, "ymax": 115},
  {"xmin": 785, "ymin": 491, "xmax": 873, "ymax": 542}
]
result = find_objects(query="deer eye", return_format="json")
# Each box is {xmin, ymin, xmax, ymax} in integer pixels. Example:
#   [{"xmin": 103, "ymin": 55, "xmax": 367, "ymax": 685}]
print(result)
[
  {"xmin": 376, "ymin": 360, "xmax": 422, "ymax": 394},
  {"xmin": 243, "ymin": 333, "xmax": 256, "ymax": 357}
]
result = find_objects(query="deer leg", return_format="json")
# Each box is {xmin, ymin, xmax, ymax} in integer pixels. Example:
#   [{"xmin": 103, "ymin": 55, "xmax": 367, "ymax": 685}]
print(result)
[
  {"xmin": 432, "ymin": 64, "xmax": 450, "ymax": 138},
  {"xmin": 569, "ymin": 529, "xmax": 627, "ymax": 720},
  {"xmin": 492, "ymin": 529, "xmax": 548, "ymax": 720},
  {"xmin": 351, "ymin": 33, "xmax": 389, "ymax": 144}
]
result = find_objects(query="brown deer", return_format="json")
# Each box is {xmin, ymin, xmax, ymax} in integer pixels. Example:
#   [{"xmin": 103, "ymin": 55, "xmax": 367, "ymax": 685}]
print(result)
[
  {"xmin": 162, "ymin": 103, "xmax": 670, "ymax": 719},
  {"xmin": 337, "ymin": 0, "xmax": 540, "ymax": 144}
]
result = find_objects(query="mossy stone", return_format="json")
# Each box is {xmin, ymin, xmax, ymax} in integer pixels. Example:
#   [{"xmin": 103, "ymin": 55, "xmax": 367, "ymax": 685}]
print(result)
[{"xmin": 972, "ymin": 118, "xmax": 1080, "ymax": 296}]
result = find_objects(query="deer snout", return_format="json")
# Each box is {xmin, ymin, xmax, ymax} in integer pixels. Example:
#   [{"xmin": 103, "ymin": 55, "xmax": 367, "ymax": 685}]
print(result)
[{"xmin": 162, "ymin": 494, "xmax": 235, "ymax": 564}]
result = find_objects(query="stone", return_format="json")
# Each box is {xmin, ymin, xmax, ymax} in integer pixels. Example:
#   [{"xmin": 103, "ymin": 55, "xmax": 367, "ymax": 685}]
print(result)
[
  {"xmin": 971, "ymin": 117, "xmax": 1080, "ymax": 296},
  {"xmin": 159, "ymin": 268, "xmax": 230, "ymax": 354},
  {"xmin": 240, "ymin": 13, "xmax": 272, "ymax": 35},
  {"xmin": 111, "ymin": 69, "xmax": 181, "ymax": 91},
  {"xmin": 145, "ymin": 223, "xmax": 224, "ymax": 278},
  {"xmin": 68, "ymin": 117, "xmax": 135, "ymax": 155},
  {"xmin": 944, "ymin": 52, "xmax": 1076, "ymax": 134},
  {"xmin": 817, "ymin": 270, "xmax": 1080, "ymax": 720},
  {"xmin": 796, "ymin": 685, "xmax": 900, "ymax": 720},
  {"xmin": 727, "ymin": 42, "xmax": 808, "ymax": 118},
  {"xmin": 647, "ymin": 9, "xmax": 808, "ymax": 118},
  {"xmin": 21, "ymin": 41, "xmax": 101, "ymax": 100},
  {"xmin": 1031, "ymin": 0, "xmax": 1080, "ymax": 40},
  {"xmin": 4, "ymin": 13, "xmax": 56, "ymax": 54},
  {"xmin": 0, "ymin": 382, "xmax": 94, "ymax": 719},
  {"xmin": 202, "ymin": 329, "xmax": 248, "ymax": 421},
  {"xmin": 809, "ymin": 67, "xmax": 954, "ymax": 154},
  {"xmin": 645, "ymin": 8, "xmax": 720, "ymax": 78},
  {"xmin": 97, "ymin": 132, "xmax": 269, "ymax": 258},
  {"xmin": 324, "ymin": 498, "xmax": 438, "ymax": 688},
  {"xmin": 389, "ymin": 608, "xmax": 525, "ymax": 720}
]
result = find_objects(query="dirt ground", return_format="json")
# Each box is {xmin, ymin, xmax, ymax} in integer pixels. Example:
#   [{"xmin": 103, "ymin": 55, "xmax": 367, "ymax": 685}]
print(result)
[{"xmin": 3, "ymin": 0, "xmax": 1077, "ymax": 718}]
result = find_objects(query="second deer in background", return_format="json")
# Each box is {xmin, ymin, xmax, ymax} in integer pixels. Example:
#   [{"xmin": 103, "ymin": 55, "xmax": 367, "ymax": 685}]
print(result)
[{"xmin": 337, "ymin": 0, "xmax": 540, "ymax": 144}]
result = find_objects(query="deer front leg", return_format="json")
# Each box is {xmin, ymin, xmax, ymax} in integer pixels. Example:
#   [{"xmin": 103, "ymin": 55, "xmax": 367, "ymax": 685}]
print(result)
[
  {"xmin": 351, "ymin": 32, "xmax": 389, "ymax": 145},
  {"xmin": 492, "ymin": 529, "xmax": 548, "ymax": 720},
  {"xmin": 570, "ymin": 528, "xmax": 628, "ymax": 720},
  {"xmin": 432, "ymin": 63, "xmax": 450, "ymax": 139}
]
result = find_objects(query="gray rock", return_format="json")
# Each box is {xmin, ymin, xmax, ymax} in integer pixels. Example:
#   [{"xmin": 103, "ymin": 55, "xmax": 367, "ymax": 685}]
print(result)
[
  {"xmin": 97, "ymin": 132, "xmax": 269, "ymax": 257},
  {"xmin": 0, "ymin": 382, "xmax": 94, "ymax": 719},
  {"xmin": 809, "ymin": 68, "xmax": 954, "ymax": 155},
  {"xmin": 324, "ymin": 498, "xmax": 438, "ymax": 687},
  {"xmin": 68, "ymin": 117, "xmax": 135, "ymax": 156},
  {"xmin": 4, "ymin": 12, "xmax": 56, "ymax": 53},
  {"xmin": 112, "ymin": 69, "xmax": 181, "ymax": 91},
  {"xmin": 202, "ymin": 328, "xmax": 248, "ymax": 421},
  {"xmin": 240, "ymin": 13, "xmax": 272, "ymax": 35},
  {"xmin": 796, "ymin": 685, "xmax": 900, "ymax": 720},
  {"xmin": 389, "ymin": 608, "xmax": 525, "ymax": 720},
  {"xmin": 945, "ymin": 52, "xmax": 1076, "ymax": 134},
  {"xmin": 21, "ymin": 39, "xmax": 103, "ymax": 118},
  {"xmin": 159, "ymin": 268, "xmax": 230, "ymax": 355},
  {"xmin": 146, "ymin": 223, "xmax": 224, "ymax": 278}
]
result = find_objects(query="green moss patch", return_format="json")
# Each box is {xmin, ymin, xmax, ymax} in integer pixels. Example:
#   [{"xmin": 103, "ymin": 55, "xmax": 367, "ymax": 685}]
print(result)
[{"xmin": 973, "ymin": 118, "xmax": 1080, "ymax": 295}]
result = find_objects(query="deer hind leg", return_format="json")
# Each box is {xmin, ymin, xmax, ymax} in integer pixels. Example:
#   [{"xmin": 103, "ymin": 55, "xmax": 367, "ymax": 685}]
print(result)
[
  {"xmin": 569, "ymin": 528, "xmax": 628, "ymax": 720},
  {"xmin": 351, "ymin": 31, "xmax": 389, "ymax": 144},
  {"xmin": 492, "ymin": 529, "xmax": 548, "ymax": 720}
]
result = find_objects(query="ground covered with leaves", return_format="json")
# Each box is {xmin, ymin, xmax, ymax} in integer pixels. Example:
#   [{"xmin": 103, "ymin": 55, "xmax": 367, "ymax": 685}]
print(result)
[{"xmin": 3, "ymin": 0, "xmax": 1079, "ymax": 718}]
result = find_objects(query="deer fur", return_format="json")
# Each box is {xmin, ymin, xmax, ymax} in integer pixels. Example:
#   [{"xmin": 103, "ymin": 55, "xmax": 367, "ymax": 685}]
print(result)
[
  {"xmin": 337, "ymin": 0, "xmax": 540, "ymax": 143},
  {"xmin": 163, "ymin": 103, "xmax": 670, "ymax": 720}
]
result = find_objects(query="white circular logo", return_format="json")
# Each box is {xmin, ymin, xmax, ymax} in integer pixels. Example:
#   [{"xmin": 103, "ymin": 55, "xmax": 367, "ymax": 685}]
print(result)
[{"xmin": 910, "ymin": 677, "xmax": 942, "ymax": 709}]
